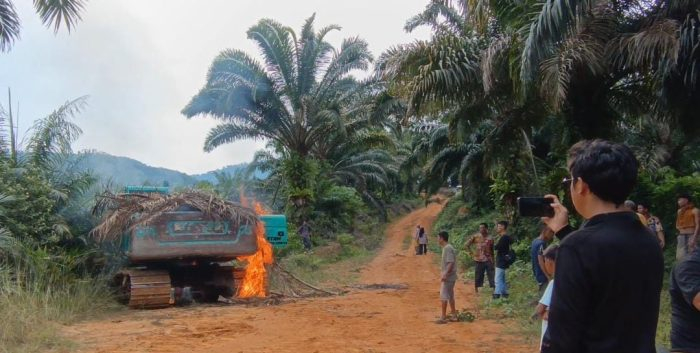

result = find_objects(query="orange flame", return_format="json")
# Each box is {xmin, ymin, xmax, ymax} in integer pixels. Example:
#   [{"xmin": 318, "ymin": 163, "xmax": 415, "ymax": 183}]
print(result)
[{"xmin": 237, "ymin": 194, "xmax": 274, "ymax": 298}]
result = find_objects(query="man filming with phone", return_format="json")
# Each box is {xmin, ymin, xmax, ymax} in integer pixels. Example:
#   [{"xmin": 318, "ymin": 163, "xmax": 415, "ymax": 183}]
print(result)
[{"xmin": 537, "ymin": 140, "xmax": 663, "ymax": 353}]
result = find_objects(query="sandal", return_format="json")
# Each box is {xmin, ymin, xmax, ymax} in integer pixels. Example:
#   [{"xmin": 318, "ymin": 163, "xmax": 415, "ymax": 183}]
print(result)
[{"xmin": 435, "ymin": 318, "xmax": 448, "ymax": 324}]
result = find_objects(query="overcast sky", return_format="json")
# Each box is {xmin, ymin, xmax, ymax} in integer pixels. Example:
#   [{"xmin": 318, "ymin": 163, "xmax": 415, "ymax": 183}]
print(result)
[{"xmin": 0, "ymin": 1, "xmax": 429, "ymax": 174}]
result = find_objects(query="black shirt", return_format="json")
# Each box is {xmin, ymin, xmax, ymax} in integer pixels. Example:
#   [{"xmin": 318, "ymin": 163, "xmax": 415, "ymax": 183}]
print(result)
[
  {"xmin": 494, "ymin": 234, "xmax": 513, "ymax": 269},
  {"xmin": 670, "ymin": 249, "xmax": 700, "ymax": 353},
  {"xmin": 542, "ymin": 212, "xmax": 664, "ymax": 353}
]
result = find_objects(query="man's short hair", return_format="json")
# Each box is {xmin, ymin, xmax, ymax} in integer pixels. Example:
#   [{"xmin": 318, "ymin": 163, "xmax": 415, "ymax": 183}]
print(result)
[
  {"xmin": 679, "ymin": 192, "xmax": 693, "ymax": 202},
  {"xmin": 497, "ymin": 220, "xmax": 508, "ymax": 229},
  {"xmin": 439, "ymin": 231, "xmax": 449, "ymax": 242},
  {"xmin": 479, "ymin": 223, "xmax": 488, "ymax": 228},
  {"xmin": 624, "ymin": 200, "xmax": 636, "ymax": 210},
  {"xmin": 567, "ymin": 139, "xmax": 638, "ymax": 205},
  {"xmin": 543, "ymin": 244, "xmax": 559, "ymax": 260}
]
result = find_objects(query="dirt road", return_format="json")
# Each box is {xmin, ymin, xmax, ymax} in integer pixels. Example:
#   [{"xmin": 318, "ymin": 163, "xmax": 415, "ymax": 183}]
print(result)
[{"xmin": 64, "ymin": 202, "xmax": 535, "ymax": 353}]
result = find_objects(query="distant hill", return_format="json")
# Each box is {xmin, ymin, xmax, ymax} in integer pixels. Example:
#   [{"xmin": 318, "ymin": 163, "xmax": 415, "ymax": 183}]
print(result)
[
  {"xmin": 190, "ymin": 164, "xmax": 249, "ymax": 183},
  {"xmin": 75, "ymin": 152, "xmax": 251, "ymax": 187}
]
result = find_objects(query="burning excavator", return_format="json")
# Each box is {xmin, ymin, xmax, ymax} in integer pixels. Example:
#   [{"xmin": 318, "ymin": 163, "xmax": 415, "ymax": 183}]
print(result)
[{"xmin": 91, "ymin": 186, "xmax": 287, "ymax": 309}]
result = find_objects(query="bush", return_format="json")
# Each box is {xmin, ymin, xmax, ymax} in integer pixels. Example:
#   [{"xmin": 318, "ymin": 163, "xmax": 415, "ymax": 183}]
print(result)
[{"xmin": 0, "ymin": 236, "xmax": 118, "ymax": 352}]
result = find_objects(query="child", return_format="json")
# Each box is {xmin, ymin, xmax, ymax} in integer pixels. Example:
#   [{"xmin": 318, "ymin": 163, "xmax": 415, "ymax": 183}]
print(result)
[{"xmin": 535, "ymin": 244, "xmax": 559, "ymax": 349}]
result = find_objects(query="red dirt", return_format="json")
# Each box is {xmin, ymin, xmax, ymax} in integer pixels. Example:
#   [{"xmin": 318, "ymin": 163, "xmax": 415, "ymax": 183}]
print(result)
[{"xmin": 63, "ymin": 201, "xmax": 535, "ymax": 353}]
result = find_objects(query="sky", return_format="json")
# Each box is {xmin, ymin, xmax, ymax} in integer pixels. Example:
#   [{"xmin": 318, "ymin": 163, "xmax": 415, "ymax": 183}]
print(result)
[{"xmin": 0, "ymin": 1, "xmax": 430, "ymax": 174}]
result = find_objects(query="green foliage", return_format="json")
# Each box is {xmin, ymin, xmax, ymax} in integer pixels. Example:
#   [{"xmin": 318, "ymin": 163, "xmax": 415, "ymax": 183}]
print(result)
[{"xmin": 0, "ymin": 165, "xmax": 57, "ymax": 243}]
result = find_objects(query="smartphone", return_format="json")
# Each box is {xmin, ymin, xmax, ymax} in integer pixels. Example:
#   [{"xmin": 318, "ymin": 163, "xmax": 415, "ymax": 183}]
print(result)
[{"xmin": 517, "ymin": 197, "xmax": 555, "ymax": 217}]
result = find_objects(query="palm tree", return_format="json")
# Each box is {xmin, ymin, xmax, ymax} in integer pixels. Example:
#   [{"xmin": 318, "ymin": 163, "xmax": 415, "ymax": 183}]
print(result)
[
  {"xmin": 0, "ymin": 96, "xmax": 95, "ymax": 244},
  {"xmin": 0, "ymin": 0, "xmax": 86, "ymax": 52},
  {"xmin": 182, "ymin": 14, "xmax": 373, "ymax": 207}
]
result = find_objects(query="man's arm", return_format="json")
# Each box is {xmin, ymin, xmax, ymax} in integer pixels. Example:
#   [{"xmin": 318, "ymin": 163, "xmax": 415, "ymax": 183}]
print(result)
[
  {"xmin": 537, "ymin": 253, "xmax": 548, "ymax": 279},
  {"xmin": 465, "ymin": 235, "xmax": 475, "ymax": 248},
  {"xmin": 442, "ymin": 261, "xmax": 454, "ymax": 282},
  {"xmin": 692, "ymin": 208, "xmax": 700, "ymax": 249},
  {"xmin": 541, "ymin": 245, "xmax": 590, "ymax": 353}
]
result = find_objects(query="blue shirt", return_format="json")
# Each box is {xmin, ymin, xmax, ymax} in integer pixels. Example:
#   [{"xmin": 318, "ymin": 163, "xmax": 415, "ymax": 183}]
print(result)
[{"xmin": 531, "ymin": 238, "xmax": 547, "ymax": 284}]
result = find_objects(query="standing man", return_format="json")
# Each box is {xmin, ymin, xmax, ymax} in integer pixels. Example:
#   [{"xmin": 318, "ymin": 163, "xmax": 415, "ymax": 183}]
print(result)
[
  {"xmin": 494, "ymin": 221, "xmax": 513, "ymax": 299},
  {"xmin": 669, "ymin": 243, "xmax": 700, "ymax": 352},
  {"xmin": 531, "ymin": 225, "xmax": 554, "ymax": 292},
  {"xmin": 418, "ymin": 227, "xmax": 428, "ymax": 255},
  {"xmin": 465, "ymin": 223, "xmax": 495, "ymax": 292},
  {"xmin": 414, "ymin": 224, "xmax": 421, "ymax": 255},
  {"xmin": 437, "ymin": 231, "xmax": 457, "ymax": 323},
  {"xmin": 542, "ymin": 139, "xmax": 664, "ymax": 353},
  {"xmin": 676, "ymin": 193, "xmax": 700, "ymax": 260},
  {"xmin": 637, "ymin": 203, "xmax": 666, "ymax": 249},
  {"xmin": 298, "ymin": 220, "xmax": 312, "ymax": 252}
]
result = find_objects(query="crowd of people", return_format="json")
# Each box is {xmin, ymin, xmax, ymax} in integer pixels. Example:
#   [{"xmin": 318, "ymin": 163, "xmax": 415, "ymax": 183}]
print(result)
[{"xmin": 425, "ymin": 139, "xmax": 700, "ymax": 353}]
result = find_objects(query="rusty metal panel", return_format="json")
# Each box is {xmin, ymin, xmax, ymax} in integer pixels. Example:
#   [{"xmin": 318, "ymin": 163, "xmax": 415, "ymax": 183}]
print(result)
[{"xmin": 127, "ymin": 211, "xmax": 258, "ymax": 262}]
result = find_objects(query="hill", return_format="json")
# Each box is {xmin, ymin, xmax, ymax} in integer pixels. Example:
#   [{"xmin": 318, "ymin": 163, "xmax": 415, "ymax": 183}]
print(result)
[{"xmin": 75, "ymin": 152, "xmax": 250, "ymax": 187}]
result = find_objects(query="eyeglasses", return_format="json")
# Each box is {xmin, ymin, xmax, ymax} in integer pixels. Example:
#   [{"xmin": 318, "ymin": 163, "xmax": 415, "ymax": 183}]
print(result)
[{"xmin": 561, "ymin": 177, "xmax": 573, "ymax": 190}]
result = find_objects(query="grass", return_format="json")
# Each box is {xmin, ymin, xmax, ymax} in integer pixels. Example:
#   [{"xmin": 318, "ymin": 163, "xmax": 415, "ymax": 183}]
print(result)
[
  {"xmin": 0, "ymin": 271, "xmax": 119, "ymax": 353},
  {"xmin": 0, "ymin": 236, "xmax": 120, "ymax": 353}
]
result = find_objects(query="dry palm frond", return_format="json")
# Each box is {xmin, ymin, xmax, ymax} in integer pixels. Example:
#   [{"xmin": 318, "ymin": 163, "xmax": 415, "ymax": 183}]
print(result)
[{"xmin": 90, "ymin": 190, "xmax": 258, "ymax": 241}]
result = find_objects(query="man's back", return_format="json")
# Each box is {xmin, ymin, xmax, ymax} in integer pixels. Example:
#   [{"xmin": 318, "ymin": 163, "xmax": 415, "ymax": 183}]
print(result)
[{"xmin": 542, "ymin": 212, "xmax": 664, "ymax": 353}]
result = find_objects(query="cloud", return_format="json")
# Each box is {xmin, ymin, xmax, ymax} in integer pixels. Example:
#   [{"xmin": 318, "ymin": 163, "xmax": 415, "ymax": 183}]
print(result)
[{"xmin": 0, "ymin": 0, "xmax": 428, "ymax": 174}]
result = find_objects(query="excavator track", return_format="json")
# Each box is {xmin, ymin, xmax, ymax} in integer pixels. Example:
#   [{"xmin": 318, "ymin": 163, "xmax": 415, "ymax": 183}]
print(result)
[{"xmin": 116, "ymin": 270, "xmax": 172, "ymax": 309}]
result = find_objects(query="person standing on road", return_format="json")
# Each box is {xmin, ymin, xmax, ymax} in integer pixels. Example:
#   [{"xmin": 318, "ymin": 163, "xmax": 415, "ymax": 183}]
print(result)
[
  {"xmin": 531, "ymin": 225, "xmax": 554, "ymax": 292},
  {"xmin": 436, "ymin": 230, "xmax": 457, "ymax": 324},
  {"xmin": 465, "ymin": 223, "xmax": 495, "ymax": 292},
  {"xmin": 298, "ymin": 220, "xmax": 312, "ymax": 252},
  {"xmin": 418, "ymin": 226, "xmax": 428, "ymax": 255},
  {"xmin": 670, "ymin": 245, "xmax": 700, "ymax": 353},
  {"xmin": 414, "ymin": 224, "xmax": 421, "ymax": 255},
  {"xmin": 676, "ymin": 193, "xmax": 700, "ymax": 260},
  {"xmin": 494, "ymin": 221, "xmax": 513, "ymax": 299},
  {"xmin": 541, "ymin": 139, "xmax": 664, "ymax": 353},
  {"xmin": 637, "ymin": 203, "xmax": 666, "ymax": 249}
]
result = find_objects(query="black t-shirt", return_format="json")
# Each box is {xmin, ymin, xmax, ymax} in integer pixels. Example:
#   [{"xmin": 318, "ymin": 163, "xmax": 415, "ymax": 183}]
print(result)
[
  {"xmin": 542, "ymin": 212, "xmax": 664, "ymax": 353},
  {"xmin": 494, "ymin": 234, "xmax": 513, "ymax": 269},
  {"xmin": 670, "ymin": 249, "xmax": 700, "ymax": 353}
]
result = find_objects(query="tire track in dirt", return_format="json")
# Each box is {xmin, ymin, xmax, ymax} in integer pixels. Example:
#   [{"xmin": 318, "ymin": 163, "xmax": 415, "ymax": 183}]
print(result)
[{"xmin": 63, "ymin": 201, "xmax": 535, "ymax": 353}]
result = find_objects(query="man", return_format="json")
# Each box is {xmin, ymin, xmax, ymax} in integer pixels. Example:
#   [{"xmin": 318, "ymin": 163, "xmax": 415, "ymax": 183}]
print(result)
[
  {"xmin": 298, "ymin": 220, "xmax": 312, "ymax": 252},
  {"xmin": 494, "ymin": 220, "xmax": 513, "ymax": 299},
  {"xmin": 531, "ymin": 225, "xmax": 554, "ymax": 291},
  {"xmin": 637, "ymin": 203, "xmax": 666, "ymax": 248},
  {"xmin": 676, "ymin": 193, "xmax": 700, "ymax": 260},
  {"xmin": 670, "ymin": 246, "xmax": 700, "ymax": 352},
  {"xmin": 542, "ymin": 139, "xmax": 664, "ymax": 353},
  {"xmin": 437, "ymin": 230, "xmax": 457, "ymax": 324},
  {"xmin": 465, "ymin": 223, "xmax": 495, "ymax": 292}
]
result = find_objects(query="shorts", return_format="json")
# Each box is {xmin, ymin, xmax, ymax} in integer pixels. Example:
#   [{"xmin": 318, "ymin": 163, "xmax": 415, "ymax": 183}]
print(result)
[{"xmin": 440, "ymin": 280, "xmax": 456, "ymax": 301}]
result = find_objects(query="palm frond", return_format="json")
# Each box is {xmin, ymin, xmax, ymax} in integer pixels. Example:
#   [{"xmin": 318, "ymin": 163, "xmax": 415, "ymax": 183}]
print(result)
[
  {"xmin": 33, "ymin": 0, "xmax": 86, "ymax": 33},
  {"xmin": 0, "ymin": 0, "xmax": 20, "ymax": 52}
]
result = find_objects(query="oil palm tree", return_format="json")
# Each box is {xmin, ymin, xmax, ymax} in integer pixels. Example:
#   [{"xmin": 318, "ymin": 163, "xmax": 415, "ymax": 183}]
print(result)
[
  {"xmin": 0, "ymin": 0, "xmax": 86, "ymax": 52},
  {"xmin": 182, "ymin": 14, "xmax": 373, "ymax": 207}
]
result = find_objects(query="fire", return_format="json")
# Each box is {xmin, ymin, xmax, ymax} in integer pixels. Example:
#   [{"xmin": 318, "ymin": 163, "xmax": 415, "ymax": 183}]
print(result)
[{"xmin": 237, "ymin": 195, "xmax": 274, "ymax": 298}]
